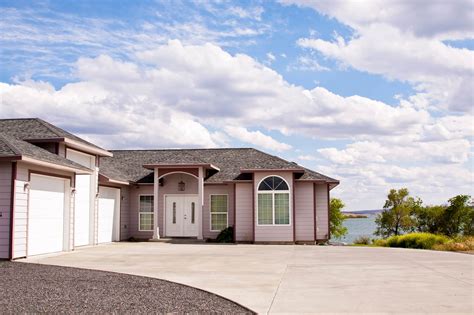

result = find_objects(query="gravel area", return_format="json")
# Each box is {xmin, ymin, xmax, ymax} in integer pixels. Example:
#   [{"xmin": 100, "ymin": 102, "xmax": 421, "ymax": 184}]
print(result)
[{"xmin": 0, "ymin": 261, "xmax": 253, "ymax": 314}]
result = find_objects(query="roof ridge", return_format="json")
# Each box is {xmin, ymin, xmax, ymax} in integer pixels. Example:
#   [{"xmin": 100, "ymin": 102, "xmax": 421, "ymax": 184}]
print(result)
[
  {"xmin": 108, "ymin": 147, "xmax": 254, "ymax": 152},
  {"xmin": 250, "ymin": 147, "xmax": 302, "ymax": 168},
  {"xmin": 35, "ymin": 118, "xmax": 63, "ymax": 137},
  {"xmin": 0, "ymin": 133, "xmax": 22, "ymax": 155}
]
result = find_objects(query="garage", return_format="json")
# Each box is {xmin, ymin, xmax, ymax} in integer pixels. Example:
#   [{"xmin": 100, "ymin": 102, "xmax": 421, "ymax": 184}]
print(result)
[
  {"xmin": 97, "ymin": 186, "xmax": 120, "ymax": 243},
  {"xmin": 28, "ymin": 174, "xmax": 70, "ymax": 256}
]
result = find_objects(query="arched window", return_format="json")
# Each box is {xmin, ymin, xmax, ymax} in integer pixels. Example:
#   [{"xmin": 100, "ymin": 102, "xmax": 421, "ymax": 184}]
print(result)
[{"xmin": 257, "ymin": 176, "xmax": 290, "ymax": 225}]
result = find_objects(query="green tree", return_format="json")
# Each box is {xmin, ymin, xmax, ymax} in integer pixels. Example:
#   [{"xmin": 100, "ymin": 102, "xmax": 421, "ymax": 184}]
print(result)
[
  {"xmin": 330, "ymin": 198, "xmax": 348, "ymax": 239},
  {"xmin": 375, "ymin": 188, "xmax": 419, "ymax": 237},
  {"xmin": 412, "ymin": 205, "xmax": 446, "ymax": 234},
  {"xmin": 441, "ymin": 195, "xmax": 473, "ymax": 236}
]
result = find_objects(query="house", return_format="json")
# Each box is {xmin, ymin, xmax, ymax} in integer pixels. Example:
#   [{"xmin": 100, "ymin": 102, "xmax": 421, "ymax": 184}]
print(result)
[{"xmin": 0, "ymin": 118, "xmax": 339, "ymax": 259}]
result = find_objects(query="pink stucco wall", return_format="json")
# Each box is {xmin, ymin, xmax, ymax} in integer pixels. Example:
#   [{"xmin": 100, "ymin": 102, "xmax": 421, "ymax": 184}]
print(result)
[
  {"xmin": 254, "ymin": 171, "xmax": 294, "ymax": 242},
  {"xmin": 235, "ymin": 182, "xmax": 253, "ymax": 241},
  {"xmin": 295, "ymin": 181, "xmax": 315, "ymax": 241},
  {"xmin": 315, "ymin": 183, "xmax": 329, "ymax": 240},
  {"xmin": 0, "ymin": 162, "xmax": 12, "ymax": 259}
]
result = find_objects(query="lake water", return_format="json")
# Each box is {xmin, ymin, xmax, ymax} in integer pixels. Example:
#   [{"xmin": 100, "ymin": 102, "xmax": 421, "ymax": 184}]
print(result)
[{"xmin": 334, "ymin": 214, "xmax": 378, "ymax": 244}]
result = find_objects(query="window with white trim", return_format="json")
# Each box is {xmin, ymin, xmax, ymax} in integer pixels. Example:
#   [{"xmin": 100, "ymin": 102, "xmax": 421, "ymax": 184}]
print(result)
[
  {"xmin": 139, "ymin": 195, "xmax": 154, "ymax": 231},
  {"xmin": 257, "ymin": 176, "xmax": 290, "ymax": 225},
  {"xmin": 210, "ymin": 195, "xmax": 228, "ymax": 231}
]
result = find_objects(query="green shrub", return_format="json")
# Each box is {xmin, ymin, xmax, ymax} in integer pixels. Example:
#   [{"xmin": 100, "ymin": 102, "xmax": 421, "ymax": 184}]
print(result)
[
  {"xmin": 384, "ymin": 233, "xmax": 449, "ymax": 249},
  {"xmin": 216, "ymin": 226, "xmax": 234, "ymax": 243},
  {"xmin": 353, "ymin": 236, "xmax": 371, "ymax": 245},
  {"xmin": 373, "ymin": 239, "xmax": 387, "ymax": 247}
]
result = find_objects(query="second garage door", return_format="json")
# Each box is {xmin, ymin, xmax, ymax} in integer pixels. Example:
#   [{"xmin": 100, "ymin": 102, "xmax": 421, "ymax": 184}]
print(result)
[
  {"xmin": 97, "ymin": 186, "xmax": 120, "ymax": 243},
  {"xmin": 28, "ymin": 174, "xmax": 69, "ymax": 256}
]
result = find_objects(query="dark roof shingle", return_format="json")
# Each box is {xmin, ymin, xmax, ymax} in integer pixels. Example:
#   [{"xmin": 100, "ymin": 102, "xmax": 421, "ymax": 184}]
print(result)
[
  {"xmin": 0, "ymin": 133, "xmax": 91, "ymax": 172},
  {"xmin": 100, "ymin": 148, "xmax": 338, "ymax": 184}
]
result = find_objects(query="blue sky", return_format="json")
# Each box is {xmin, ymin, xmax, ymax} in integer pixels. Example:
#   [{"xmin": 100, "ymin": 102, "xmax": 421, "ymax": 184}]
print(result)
[{"xmin": 0, "ymin": 0, "xmax": 472, "ymax": 210}]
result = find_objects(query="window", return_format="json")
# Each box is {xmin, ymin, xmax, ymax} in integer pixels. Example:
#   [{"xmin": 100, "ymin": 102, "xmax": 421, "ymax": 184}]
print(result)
[
  {"xmin": 210, "ymin": 195, "xmax": 228, "ymax": 231},
  {"xmin": 139, "ymin": 195, "xmax": 154, "ymax": 231},
  {"xmin": 172, "ymin": 202, "xmax": 176, "ymax": 224},
  {"xmin": 257, "ymin": 176, "xmax": 290, "ymax": 225},
  {"xmin": 191, "ymin": 202, "xmax": 195, "ymax": 224}
]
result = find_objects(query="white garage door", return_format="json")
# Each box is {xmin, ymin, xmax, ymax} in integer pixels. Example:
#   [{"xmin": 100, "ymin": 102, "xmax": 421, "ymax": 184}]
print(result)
[
  {"xmin": 28, "ymin": 174, "xmax": 68, "ymax": 256},
  {"xmin": 97, "ymin": 186, "xmax": 120, "ymax": 243}
]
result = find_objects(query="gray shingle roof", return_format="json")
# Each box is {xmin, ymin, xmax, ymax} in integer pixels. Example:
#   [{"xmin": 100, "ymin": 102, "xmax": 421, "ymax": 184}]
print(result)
[
  {"xmin": 100, "ymin": 148, "xmax": 338, "ymax": 184},
  {"xmin": 0, "ymin": 133, "xmax": 91, "ymax": 172},
  {"xmin": 0, "ymin": 118, "xmax": 106, "ymax": 151}
]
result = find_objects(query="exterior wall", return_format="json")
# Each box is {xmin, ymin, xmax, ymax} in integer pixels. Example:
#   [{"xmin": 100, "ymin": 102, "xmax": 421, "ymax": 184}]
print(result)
[
  {"xmin": 295, "ymin": 181, "xmax": 315, "ymax": 241},
  {"xmin": 12, "ymin": 162, "xmax": 75, "ymax": 258},
  {"xmin": 128, "ymin": 185, "xmax": 153, "ymax": 239},
  {"xmin": 0, "ymin": 162, "xmax": 12, "ymax": 259},
  {"xmin": 128, "ymin": 173, "xmax": 199, "ymax": 239},
  {"xmin": 202, "ymin": 184, "xmax": 234, "ymax": 239},
  {"xmin": 235, "ymin": 182, "xmax": 253, "ymax": 241},
  {"xmin": 119, "ymin": 185, "xmax": 130, "ymax": 241},
  {"xmin": 254, "ymin": 171, "xmax": 293, "ymax": 242},
  {"xmin": 315, "ymin": 183, "xmax": 329, "ymax": 240}
]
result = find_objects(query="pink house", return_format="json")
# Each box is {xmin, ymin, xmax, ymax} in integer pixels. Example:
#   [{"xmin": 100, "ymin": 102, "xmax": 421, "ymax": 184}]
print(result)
[{"xmin": 0, "ymin": 118, "xmax": 339, "ymax": 260}]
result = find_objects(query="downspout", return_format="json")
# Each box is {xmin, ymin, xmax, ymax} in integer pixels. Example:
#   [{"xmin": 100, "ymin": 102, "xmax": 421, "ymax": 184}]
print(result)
[
  {"xmin": 233, "ymin": 183, "xmax": 236, "ymax": 243},
  {"xmin": 327, "ymin": 183, "xmax": 330, "ymax": 241},
  {"xmin": 9, "ymin": 162, "xmax": 17, "ymax": 260}
]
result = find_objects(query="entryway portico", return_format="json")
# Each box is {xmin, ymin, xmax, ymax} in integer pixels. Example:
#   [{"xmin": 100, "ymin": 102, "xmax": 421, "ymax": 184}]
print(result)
[{"xmin": 143, "ymin": 163, "xmax": 220, "ymax": 240}]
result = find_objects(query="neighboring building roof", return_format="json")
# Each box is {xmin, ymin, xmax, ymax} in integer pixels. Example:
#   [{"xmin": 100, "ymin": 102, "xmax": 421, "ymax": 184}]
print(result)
[
  {"xmin": 99, "ymin": 148, "xmax": 338, "ymax": 184},
  {"xmin": 0, "ymin": 118, "xmax": 110, "ymax": 156},
  {"xmin": 0, "ymin": 133, "xmax": 92, "ymax": 173}
]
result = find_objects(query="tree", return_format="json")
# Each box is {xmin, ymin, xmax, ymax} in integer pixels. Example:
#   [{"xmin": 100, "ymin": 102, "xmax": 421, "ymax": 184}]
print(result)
[
  {"xmin": 330, "ymin": 198, "xmax": 348, "ymax": 239},
  {"xmin": 412, "ymin": 205, "xmax": 446, "ymax": 234},
  {"xmin": 441, "ymin": 195, "xmax": 473, "ymax": 236},
  {"xmin": 375, "ymin": 188, "xmax": 419, "ymax": 238}
]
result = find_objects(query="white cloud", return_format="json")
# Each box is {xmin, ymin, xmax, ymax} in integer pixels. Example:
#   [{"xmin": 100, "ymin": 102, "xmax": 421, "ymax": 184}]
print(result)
[
  {"xmin": 285, "ymin": 0, "xmax": 474, "ymax": 113},
  {"xmin": 224, "ymin": 126, "xmax": 292, "ymax": 152},
  {"xmin": 287, "ymin": 56, "xmax": 330, "ymax": 72},
  {"xmin": 0, "ymin": 39, "xmax": 471, "ymax": 209},
  {"xmin": 282, "ymin": 0, "xmax": 474, "ymax": 40},
  {"xmin": 297, "ymin": 155, "xmax": 316, "ymax": 161}
]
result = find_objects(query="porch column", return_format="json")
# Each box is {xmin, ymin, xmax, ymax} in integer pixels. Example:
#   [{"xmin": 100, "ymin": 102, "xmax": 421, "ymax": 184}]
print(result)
[
  {"xmin": 197, "ymin": 167, "xmax": 204, "ymax": 240},
  {"xmin": 152, "ymin": 167, "xmax": 160, "ymax": 239}
]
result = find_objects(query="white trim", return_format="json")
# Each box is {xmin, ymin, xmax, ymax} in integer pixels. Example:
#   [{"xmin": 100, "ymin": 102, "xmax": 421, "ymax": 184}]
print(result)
[
  {"xmin": 138, "ymin": 194, "xmax": 154, "ymax": 232},
  {"xmin": 158, "ymin": 171, "xmax": 198, "ymax": 180},
  {"xmin": 209, "ymin": 194, "xmax": 229, "ymax": 232},
  {"xmin": 21, "ymin": 156, "xmax": 92, "ymax": 174},
  {"xmin": 64, "ymin": 138, "xmax": 112, "ymax": 157},
  {"xmin": 256, "ymin": 175, "xmax": 292, "ymax": 226}
]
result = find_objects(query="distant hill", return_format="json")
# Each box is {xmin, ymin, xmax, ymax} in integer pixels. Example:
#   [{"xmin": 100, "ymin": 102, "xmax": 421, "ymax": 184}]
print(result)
[{"xmin": 343, "ymin": 209, "xmax": 384, "ymax": 215}]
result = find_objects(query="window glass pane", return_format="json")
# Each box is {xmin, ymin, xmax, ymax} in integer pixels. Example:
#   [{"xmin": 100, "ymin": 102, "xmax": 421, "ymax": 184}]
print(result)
[
  {"xmin": 211, "ymin": 195, "xmax": 227, "ymax": 213},
  {"xmin": 139, "ymin": 195, "xmax": 154, "ymax": 212},
  {"xmin": 258, "ymin": 193, "xmax": 273, "ymax": 224},
  {"xmin": 139, "ymin": 213, "xmax": 154, "ymax": 231},
  {"xmin": 274, "ymin": 179, "xmax": 289, "ymax": 191},
  {"xmin": 258, "ymin": 176, "xmax": 289, "ymax": 191},
  {"xmin": 191, "ymin": 202, "xmax": 195, "ymax": 224},
  {"xmin": 211, "ymin": 213, "xmax": 227, "ymax": 231},
  {"xmin": 172, "ymin": 202, "xmax": 176, "ymax": 224},
  {"xmin": 274, "ymin": 193, "xmax": 290, "ymax": 224}
]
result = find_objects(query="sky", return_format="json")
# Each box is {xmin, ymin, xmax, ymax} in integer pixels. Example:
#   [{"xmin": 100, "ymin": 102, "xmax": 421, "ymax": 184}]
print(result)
[{"xmin": 0, "ymin": 0, "xmax": 473, "ymax": 210}]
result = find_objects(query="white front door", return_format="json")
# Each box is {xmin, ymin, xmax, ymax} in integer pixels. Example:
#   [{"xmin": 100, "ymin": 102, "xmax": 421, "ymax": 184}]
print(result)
[
  {"xmin": 165, "ymin": 195, "xmax": 198, "ymax": 237},
  {"xmin": 28, "ymin": 174, "xmax": 68, "ymax": 256},
  {"xmin": 97, "ymin": 186, "xmax": 120, "ymax": 243}
]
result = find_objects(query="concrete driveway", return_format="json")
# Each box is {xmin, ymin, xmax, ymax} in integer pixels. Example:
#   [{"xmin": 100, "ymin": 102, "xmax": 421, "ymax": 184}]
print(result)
[{"xmin": 22, "ymin": 243, "xmax": 473, "ymax": 314}]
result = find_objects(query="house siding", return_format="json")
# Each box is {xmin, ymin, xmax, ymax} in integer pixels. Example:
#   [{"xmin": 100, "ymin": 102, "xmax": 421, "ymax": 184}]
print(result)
[
  {"xmin": 254, "ymin": 172, "xmax": 293, "ymax": 242},
  {"xmin": 0, "ymin": 162, "xmax": 12, "ymax": 259},
  {"xmin": 13, "ymin": 162, "xmax": 74, "ymax": 258},
  {"xmin": 203, "ymin": 184, "xmax": 234, "ymax": 239},
  {"xmin": 295, "ymin": 181, "xmax": 315, "ymax": 241},
  {"xmin": 235, "ymin": 182, "xmax": 253, "ymax": 241},
  {"xmin": 315, "ymin": 183, "xmax": 329, "ymax": 240},
  {"xmin": 119, "ymin": 185, "xmax": 130, "ymax": 241},
  {"xmin": 129, "ymin": 185, "xmax": 153, "ymax": 239}
]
